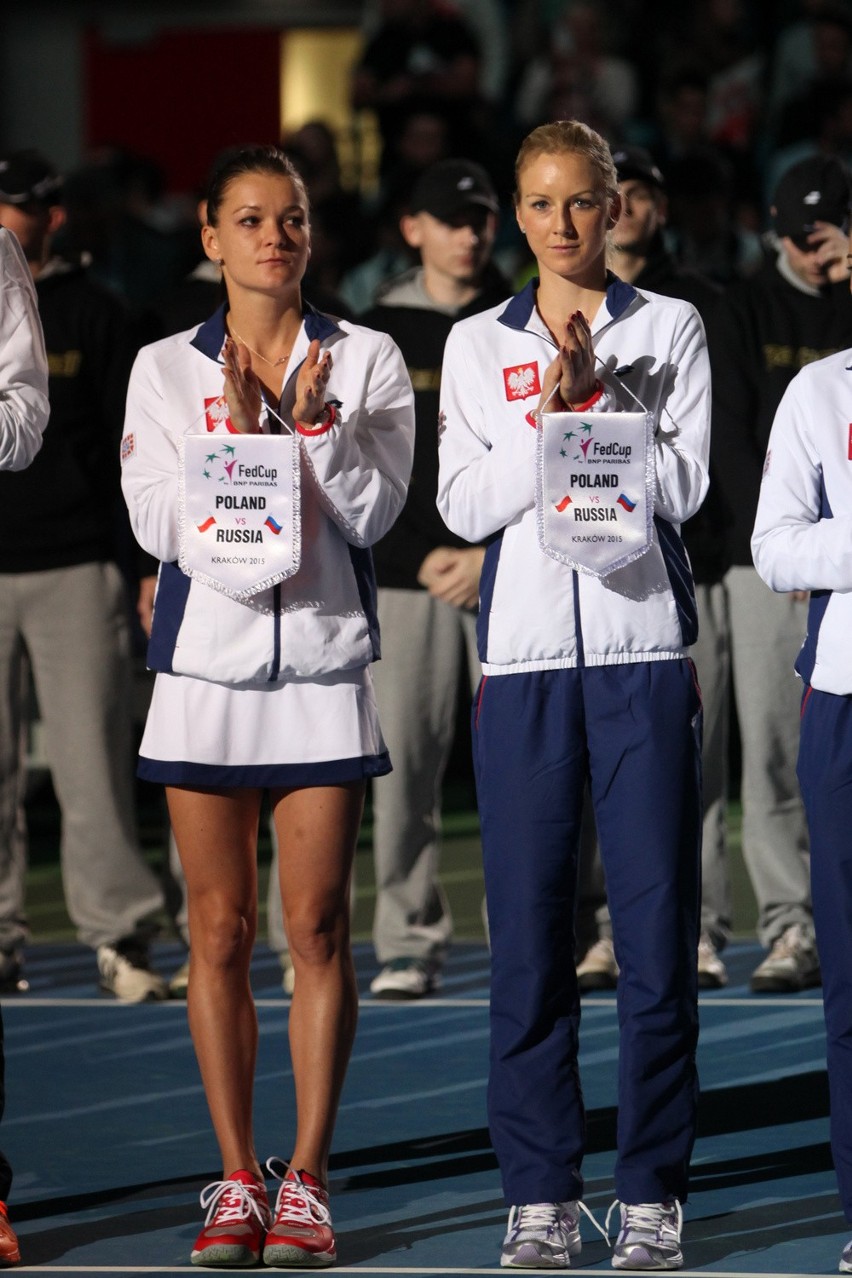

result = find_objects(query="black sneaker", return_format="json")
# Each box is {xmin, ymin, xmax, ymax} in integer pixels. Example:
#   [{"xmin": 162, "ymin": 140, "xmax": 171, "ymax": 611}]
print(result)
[{"xmin": 0, "ymin": 950, "xmax": 28, "ymax": 994}]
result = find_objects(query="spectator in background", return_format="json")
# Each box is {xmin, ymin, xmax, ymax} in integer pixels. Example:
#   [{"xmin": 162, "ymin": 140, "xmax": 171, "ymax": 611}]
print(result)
[
  {"xmin": 361, "ymin": 158, "xmax": 508, "ymax": 999},
  {"xmin": 0, "ymin": 150, "xmax": 171, "ymax": 1003},
  {"xmin": 55, "ymin": 146, "xmax": 198, "ymax": 308},
  {"xmin": 351, "ymin": 0, "xmax": 484, "ymax": 176},
  {"xmin": 281, "ymin": 121, "xmax": 372, "ymax": 290},
  {"xmin": 513, "ymin": 1, "xmax": 639, "ymax": 137},
  {"xmin": 665, "ymin": 145, "xmax": 763, "ymax": 284},
  {"xmin": 710, "ymin": 152, "xmax": 852, "ymax": 992},
  {"xmin": 0, "ymin": 177, "xmax": 50, "ymax": 1272},
  {"xmin": 767, "ymin": 0, "xmax": 852, "ymax": 143}
]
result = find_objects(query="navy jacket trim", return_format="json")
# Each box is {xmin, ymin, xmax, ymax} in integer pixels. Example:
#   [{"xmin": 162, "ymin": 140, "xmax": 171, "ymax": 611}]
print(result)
[
  {"xmin": 190, "ymin": 301, "xmax": 341, "ymax": 363},
  {"xmin": 348, "ymin": 544, "xmax": 381, "ymax": 660},
  {"xmin": 655, "ymin": 516, "xmax": 698, "ymax": 647},
  {"xmin": 476, "ymin": 531, "xmax": 504, "ymax": 663},
  {"xmin": 796, "ymin": 477, "xmax": 833, "ymax": 686},
  {"xmin": 147, "ymin": 560, "xmax": 192, "ymax": 672},
  {"xmin": 497, "ymin": 275, "xmax": 638, "ymax": 333},
  {"xmin": 138, "ymin": 750, "xmax": 392, "ymax": 787}
]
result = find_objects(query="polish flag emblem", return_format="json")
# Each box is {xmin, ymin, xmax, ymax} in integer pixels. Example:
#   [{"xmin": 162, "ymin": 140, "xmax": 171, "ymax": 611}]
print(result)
[{"xmin": 503, "ymin": 363, "xmax": 541, "ymax": 401}]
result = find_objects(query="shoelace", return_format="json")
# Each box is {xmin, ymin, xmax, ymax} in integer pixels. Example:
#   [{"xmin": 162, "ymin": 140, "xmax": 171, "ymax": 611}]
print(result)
[
  {"xmin": 604, "ymin": 1199, "xmax": 683, "ymax": 1240},
  {"xmin": 266, "ymin": 1158, "xmax": 332, "ymax": 1227},
  {"xmin": 510, "ymin": 1200, "xmax": 609, "ymax": 1245},
  {"xmin": 199, "ymin": 1178, "xmax": 267, "ymax": 1227}
]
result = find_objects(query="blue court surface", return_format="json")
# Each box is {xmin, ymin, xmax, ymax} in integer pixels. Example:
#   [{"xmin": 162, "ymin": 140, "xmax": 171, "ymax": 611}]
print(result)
[{"xmin": 0, "ymin": 938, "xmax": 843, "ymax": 1276}]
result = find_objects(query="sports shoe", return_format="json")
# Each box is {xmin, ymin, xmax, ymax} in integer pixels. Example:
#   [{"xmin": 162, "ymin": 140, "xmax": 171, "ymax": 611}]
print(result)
[
  {"xmin": 0, "ymin": 1200, "xmax": 21, "ymax": 1265},
  {"xmin": 500, "ymin": 1201, "xmax": 583, "ymax": 1268},
  {"xmin": 263, "ymin": 1160, "xmax": 336, "ymax": 1268},
  {"xmin": 168, "ymin": 958, "xmax": 190, "ymax": 999},
  {"xmin": 370, "ymin": 957, "xmax": 441, "ymax": 1000},
  {"xmin": 697, "ymin": 934, "xmax": 728, "ymax": 989},
  {"xmin": 840, "ymin": 1237, "xmax": 852, "ymax": 1272},
  {"xmin": 191, "ymin": 1169, "xmax": 270, "ymax": 1267},
  {"xmin": 576, "ymin": 937, "xmax": 619, "ymax": 992},
  {"xmin": 97, "ymin": 941, "xmax": 168, "ymax": 1003},
  {"xmin": 0, "ymin": 951, "xmax": 28, "ymax": 995},
  {"xmin": 750, "ymin": 923, "xmax": 821, "ymax": 993},
  {"xmin": 609, "ymin": 1200, "xmax": 683, "ymax": 1270},
  {"xmin": 280, "ymin": 953, "xmax": 295, "ymax": 996}
]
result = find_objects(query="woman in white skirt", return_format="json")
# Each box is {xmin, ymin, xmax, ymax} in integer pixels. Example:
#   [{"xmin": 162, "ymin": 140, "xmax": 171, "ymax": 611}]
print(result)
[{"xmin": 120, "ymin": 144, "xmax": 414, "ymax": 1269}]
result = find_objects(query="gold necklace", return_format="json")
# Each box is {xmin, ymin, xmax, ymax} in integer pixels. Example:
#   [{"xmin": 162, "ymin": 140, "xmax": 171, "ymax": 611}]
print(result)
[{"xmin": 229, "ymin": 327, "xmax": 292, "ymax": 368}]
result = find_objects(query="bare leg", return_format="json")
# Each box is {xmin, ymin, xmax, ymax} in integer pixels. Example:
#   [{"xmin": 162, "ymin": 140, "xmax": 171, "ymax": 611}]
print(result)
[
  {"xmin": 167, "ymin": 784, "xmax": 263, "ymax": 1179},
  {"xmin": 273, "ymin": 782, "xmax": 364, "ymax": 1185}
]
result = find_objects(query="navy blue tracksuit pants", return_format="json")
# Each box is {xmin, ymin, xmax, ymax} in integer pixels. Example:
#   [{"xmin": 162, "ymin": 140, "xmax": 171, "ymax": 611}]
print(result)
[
  {"xmin": 474, "ymin": 660, "xmax": 702, "ymax": 1208},
  {"xmin": 798, "ymin": 686, "xmax": 852, "ymax": 1220}
]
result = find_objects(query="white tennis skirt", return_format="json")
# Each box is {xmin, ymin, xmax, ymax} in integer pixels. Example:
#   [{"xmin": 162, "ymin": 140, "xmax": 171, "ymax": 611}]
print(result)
[{"xmin": 138, "ymin": 664, "xmax": 390, "ymax": 788}]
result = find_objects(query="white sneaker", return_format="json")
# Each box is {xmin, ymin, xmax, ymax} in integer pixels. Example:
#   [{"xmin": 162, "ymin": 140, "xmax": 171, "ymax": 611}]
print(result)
[
  {"xmin": 609, "ymin": 1200, "xmax": 683, "ymax": 1270},
  {"xmin": 750, "ymin": 923, "xmax": 821, "ymax": 993},
  {"xmin": 370, "ymin": 958, "xmax": 441, "ymax": 1000},
  {"xmin": 576, "ymin": 937, "xmax": 619, "ymax": 991},
  {"xmin": 697, "ymin": 933, "xmax": 728, "ymax": 989},
  {"xmin": 280, "ymin": 952, "xmax": 295, "ymax": 996},
  {"xmin": 168, "ymin": 957, "xmax": 190, "ymax": 998},
  {"xmin": 840, "ymin": 1237, "xmax": 852, "ymax": 1272},
  {"xmin": 97, "ymin": 944, "xmax": 168, "ymax": 1003},
  {"xmin": 500, "ymin": 1201, "xmax": 582, "ymax": 1268}
]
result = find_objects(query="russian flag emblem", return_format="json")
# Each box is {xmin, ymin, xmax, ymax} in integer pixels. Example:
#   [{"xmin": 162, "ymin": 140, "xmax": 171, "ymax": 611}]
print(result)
[
  {"xmin": 617, "ymin": 493, "xmax": 636, "ymax": 512},
  {"xmin": 265, "ymin": 514, "xmax": 283, "ymax": 535}
]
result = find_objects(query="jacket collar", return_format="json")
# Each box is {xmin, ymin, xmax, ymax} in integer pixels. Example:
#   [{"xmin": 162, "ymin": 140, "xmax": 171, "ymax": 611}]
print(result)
[
  {"xmin": 498, "ymin": 274, "xmax": 637, "ymax": 335},
  {"xmin": 190, "ymin": 301, "xmax": 342, "ymax": 362}
]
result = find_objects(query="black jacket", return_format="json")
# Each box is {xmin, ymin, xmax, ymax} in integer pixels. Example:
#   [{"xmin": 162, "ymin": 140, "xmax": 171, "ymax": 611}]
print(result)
[
  {"xmin": 362, "ymin": 265, "xmax": 510, "ymax": 589},
  {"xmin": 0, "ymin": 262, "xmax": 141, "ymax": 573},
  {"xmin": 710, "ymin": 252, "xmax": 852, "ymax": 565}
]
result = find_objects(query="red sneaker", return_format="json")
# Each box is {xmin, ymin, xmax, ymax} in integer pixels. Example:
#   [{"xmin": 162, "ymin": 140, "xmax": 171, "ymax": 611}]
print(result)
[
  {"xmin": 263, "ymin": 1161, "xmax": 336, "ymax": 1268},
  {"xmin": 0, "ymin": 1201, "xmax": 20, "ymax": 1266},
  {"xmin": 190, "ymin": 1169, "xmax": 270, "ymax": 1268}
]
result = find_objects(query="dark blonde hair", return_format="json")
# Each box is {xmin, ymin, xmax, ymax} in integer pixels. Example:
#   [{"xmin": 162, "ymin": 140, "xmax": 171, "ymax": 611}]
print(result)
[{"xmin": 514, "ymin": 120, "xmax": 619, "ymax": 205}]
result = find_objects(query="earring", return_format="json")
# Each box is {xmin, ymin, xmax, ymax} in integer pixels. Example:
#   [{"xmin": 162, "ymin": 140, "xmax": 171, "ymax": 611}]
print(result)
[{"xmin": 217, "ymin": 258, "xmax": 224, "ymax": 266}]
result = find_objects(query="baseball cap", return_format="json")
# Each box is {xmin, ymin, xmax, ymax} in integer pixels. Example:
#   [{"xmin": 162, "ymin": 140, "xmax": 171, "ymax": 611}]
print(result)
[
  {"xmin": 611, "ymin": 145, "xmax": 665, "ymax": 190},
  {"xmin": 0, "ymin": 150, "xmax": 62, "ymax": 206},
  {"xmin": 772, "ymin": 155, "xmax": 851, "ymax": 239},
  {"xmin": 409, "ymin": 159, "xmax": 499, "ymax": 221}
]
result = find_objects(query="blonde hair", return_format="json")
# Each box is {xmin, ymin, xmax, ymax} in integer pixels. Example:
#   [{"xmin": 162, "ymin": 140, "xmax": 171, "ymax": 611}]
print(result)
[{"xmin": 514, "ymin": 120, "xmax": 619, "ymax": 205}]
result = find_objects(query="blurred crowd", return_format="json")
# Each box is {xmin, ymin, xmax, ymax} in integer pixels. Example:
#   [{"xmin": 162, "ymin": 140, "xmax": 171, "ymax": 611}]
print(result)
[{"xmin": 32, "ymin": 0, "xmax": 852, "ymax": 318}]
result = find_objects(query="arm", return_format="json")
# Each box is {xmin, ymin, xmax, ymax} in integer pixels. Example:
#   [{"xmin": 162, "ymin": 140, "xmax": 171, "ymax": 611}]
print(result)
[
  {"xmin": 120, "ymin": 345, "xmax": 181, "ymax": 562},
  {"xmin": 0, "ymin": 229, "xmax": 49, "ymax": 471},
  {"xmin": 298, "ymin": 332, "xmax": 415, "ymax": 547},
  {"xmin": 437, "ymin": 325, "xmax": 538, "ymax": 542},
  {"xmin": 752, "ymin": 374, "xmax": 852, "ymax": 592}
]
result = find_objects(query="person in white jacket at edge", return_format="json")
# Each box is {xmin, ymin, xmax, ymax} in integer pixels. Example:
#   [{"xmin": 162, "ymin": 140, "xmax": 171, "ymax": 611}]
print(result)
[
  {"xmin": 0, "ymin": 220, "xmax": 49, "ymax": 1271},
  {"xmin": 436, "ymin": 120, "xmax": 710, "ymax": 1271},
  {"xmin": 752, "ymin": 234, "xmax": 852, "ymax": 1278},
  {"xmin": 120, "ymin": 145, "xmax": 414, "ymax": 1271},
  {"xmin": 0, "ymin": 224, "xmax": 48, "ymax": 470}
]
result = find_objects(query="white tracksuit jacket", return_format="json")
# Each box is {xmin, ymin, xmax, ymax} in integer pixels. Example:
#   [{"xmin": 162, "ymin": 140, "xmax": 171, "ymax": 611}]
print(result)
[
  {"xmin": 436, "ymin": 277, "xmax": 710, "ymax": 674},
  {"xmin": 752, "ymin": 348, "xmax": 852, "ymax": 696},
  {"xmin": 0, "ymin": 226, "xmax": 49, "ymax": 472},
  {"xmin": 121, "ymin": 304, "xmax": 414, "ymax": 686}
]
